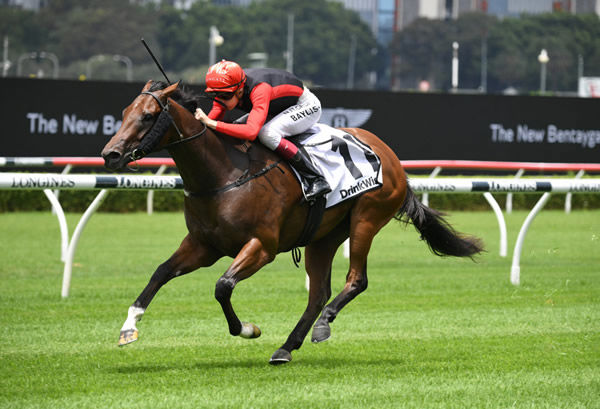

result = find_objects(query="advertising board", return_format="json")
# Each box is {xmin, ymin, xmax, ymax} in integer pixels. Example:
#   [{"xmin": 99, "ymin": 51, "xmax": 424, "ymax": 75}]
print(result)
[{"xmin": 2, "ymin": 78, "xmax": 598, "ymax": 163}]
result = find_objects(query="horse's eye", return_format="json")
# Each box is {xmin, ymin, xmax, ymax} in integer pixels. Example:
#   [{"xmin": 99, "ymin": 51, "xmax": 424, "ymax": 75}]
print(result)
[{"xmin": 143, "ymin": 113, "xmax": 154, "ymax": 122}]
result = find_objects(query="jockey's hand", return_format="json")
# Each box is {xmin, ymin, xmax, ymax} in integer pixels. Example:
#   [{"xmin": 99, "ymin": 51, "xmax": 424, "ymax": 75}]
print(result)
[{"xmin": 194, "ymin": 108, "xmax": 217, "ymax": 130}]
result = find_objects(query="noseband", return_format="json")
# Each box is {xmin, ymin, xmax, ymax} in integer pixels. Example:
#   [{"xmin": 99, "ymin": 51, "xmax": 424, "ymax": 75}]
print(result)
[{"xmin": 131, "ymin": 90, "xmax": 207, "ymax": 161}]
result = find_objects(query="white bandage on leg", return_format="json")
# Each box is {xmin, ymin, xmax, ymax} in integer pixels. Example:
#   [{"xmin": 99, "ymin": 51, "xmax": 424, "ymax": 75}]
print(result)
[
  {"xmin": 121, "ymin": 305, "xmax": 145, "ymax": 331},
  {"xmin": 240, "ymin": 322, "xmax": 255, "ymax": 338}
]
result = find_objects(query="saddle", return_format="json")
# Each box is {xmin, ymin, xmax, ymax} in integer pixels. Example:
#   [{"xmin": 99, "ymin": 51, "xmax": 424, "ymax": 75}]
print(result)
[
  {"xmin": 288, "ymin": 124, "xmax": 383, "ymax": 209},
  {"xmin": 288, "ymin": 124, "xmax": 383, "ymax": 248}
]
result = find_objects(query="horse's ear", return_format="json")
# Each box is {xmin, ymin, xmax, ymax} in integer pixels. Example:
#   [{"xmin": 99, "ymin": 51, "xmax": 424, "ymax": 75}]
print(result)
[
  {"xmin": 142, "ymin": 80, "xmax": 153, "ymax": 92},
  {"xmin": 162, "ymin": 81, "xmax": 180, "ymax": 97}
]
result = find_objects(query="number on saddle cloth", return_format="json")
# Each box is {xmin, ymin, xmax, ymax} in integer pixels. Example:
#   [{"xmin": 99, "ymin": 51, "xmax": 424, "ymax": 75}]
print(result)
[{"xmin": 288, "ymin": 125, "xmax": 383, "ymax": 209}]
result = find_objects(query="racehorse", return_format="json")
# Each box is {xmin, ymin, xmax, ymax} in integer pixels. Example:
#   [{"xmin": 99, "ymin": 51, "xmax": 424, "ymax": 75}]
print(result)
[{"xmin": 101, "ymin": 80, "xmax": 483, "ymax": 364}]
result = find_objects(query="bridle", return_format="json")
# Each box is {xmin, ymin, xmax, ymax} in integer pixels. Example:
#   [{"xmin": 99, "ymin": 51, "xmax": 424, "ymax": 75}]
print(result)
[
  {"xmin": 130, "ymin": 90, "xmax": 207, "ymax": 161},
  {"xmin": 132, "ymin": 88, "xmax": 284, "ymax": 198}
]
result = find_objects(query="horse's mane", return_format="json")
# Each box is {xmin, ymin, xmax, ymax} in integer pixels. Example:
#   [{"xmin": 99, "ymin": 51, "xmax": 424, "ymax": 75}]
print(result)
[
  {"xmin": 149, "ymin": 80, "xmax": 257, "ymax": 152},
  {"xmin": 149, "ymin": 80, "xmax": 200, "ymax": 113}
]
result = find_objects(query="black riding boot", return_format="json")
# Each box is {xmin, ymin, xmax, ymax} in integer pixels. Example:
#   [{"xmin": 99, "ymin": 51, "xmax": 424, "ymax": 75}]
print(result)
[{"xmin": 290, "ymin": 149, "xmax": 331, "ymax": 203}]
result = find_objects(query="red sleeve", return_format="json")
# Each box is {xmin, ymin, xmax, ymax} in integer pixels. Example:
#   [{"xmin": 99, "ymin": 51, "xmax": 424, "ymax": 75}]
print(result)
[
  {"xmin": 207, "ymin": 101, "xmax": 226, "ymax": 120},
  {"xmin": 215, "ymin": 83, "xmax": 271, "ymax": 141}
]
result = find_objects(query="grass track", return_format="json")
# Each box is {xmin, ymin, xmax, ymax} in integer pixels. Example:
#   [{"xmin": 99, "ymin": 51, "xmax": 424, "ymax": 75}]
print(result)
[{"xmin": 0, "ymin": 210, "xmax": 599, "ymax": 408}]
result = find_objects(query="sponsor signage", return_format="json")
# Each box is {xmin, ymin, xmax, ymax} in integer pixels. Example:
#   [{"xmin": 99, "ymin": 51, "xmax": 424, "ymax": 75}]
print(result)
[
  {"xmin": 2, "ymin": 172, "xmax": 599, "ymax": 193},
  {"xmin": 25, "ymin": 112, "xmax": 121, "ymax": 137},
  {"xmin": 7, "ymin": 174, "xmax": 79, "ymax": 189},
  {"xmin": 0, "ymin": 78, "xmax": 211, "ymax": 157},
  {"xmin": 1, "ymin": 78, "xmax": 599, "ymax": 163},
  {"xmin": 489, "ymin": 123, "xmax": 600, "ymax": 149},
  {"xmin": 409, "ymin": 181, "xmax": 459, "ymax": 192},
  {"xmin": 320, "ymin": 108, "xmax": 372, "ymax": 128},
  {"xmin": 112, "ymin": 175, "xmax": 182, "ymax": 189},
  {"xmin": 568, "ymin": 183, "xmax": 600, "ymax": 192},
  {"xmin": 315, "ymin": 89, "xmax": 600, "ymax": 163},
  {"xmin": 0, "ymin": 173, "xmax": 183, "ymax": 190},
  {"xmin": 339, "ymin": 176, "xmax": 379, "ymax": 199},
  {"xmin": 409, "ymin": 179, "xmax": 600, "ymax": 193},
  {"xmin": 578, "ymin": 77, "xmax": 600, "ymax": 98}
]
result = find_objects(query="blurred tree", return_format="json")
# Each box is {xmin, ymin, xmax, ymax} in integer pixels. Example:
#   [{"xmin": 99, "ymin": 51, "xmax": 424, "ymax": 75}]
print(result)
[
  {"xmin": 391, "ymin": 13, "xmax": 499, "ymax": 91},
  {"xmin": 0, "ymin": 8, "xmax": 46, "ymax": 56},
  {"xmin": 40, "ymin": 1, "xmax": 158, "ymax": 64},
  {"xmin": 156, "ymin": 0, "xmax": 378, "ymax": 87},
  {"xmin": 391, "ymin": 17, "xmax": 452, "ymax": 90},
  {"xmin": 391, "ymin": 11, "xmax": 600, "ymax": 93},
  {"xmin": 3, "ymin": 2, "xmax": 600, "ymax": 92}
]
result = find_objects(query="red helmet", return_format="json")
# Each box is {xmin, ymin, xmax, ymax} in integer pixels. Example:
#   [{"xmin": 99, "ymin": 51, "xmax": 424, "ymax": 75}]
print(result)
[{"xmin": 205, "ymin": 60, "xmax": 246, "ymax": 93}]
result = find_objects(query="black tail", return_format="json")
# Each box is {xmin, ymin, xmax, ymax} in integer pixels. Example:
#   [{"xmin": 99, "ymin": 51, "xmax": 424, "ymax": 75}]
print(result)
[{"xmin": 396, "ymin": 184, "xmax": 484, "ymax": 258}]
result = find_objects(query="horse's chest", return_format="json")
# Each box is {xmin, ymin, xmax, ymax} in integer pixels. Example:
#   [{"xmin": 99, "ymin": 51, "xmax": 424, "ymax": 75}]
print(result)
[{"xmin": 184, "ymin": 205, "xmax": 257, "ymax": 253}]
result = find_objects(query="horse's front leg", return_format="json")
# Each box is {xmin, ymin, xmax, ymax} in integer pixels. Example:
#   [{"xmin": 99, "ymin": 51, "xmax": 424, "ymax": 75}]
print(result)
[
  {"xmin": 214, "ymin": 237, "xmax": 275, "ymax": 339},
  {"xmin": 118, "ymin": 234, "xmax": 220, "ymax": 346}
]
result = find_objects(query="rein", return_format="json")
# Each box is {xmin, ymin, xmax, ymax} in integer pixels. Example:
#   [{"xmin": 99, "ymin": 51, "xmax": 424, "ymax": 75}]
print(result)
[
  {"xmin": 130, "ymin": 91, "xmax": 207, "ymax": 161},
  {"xmin": 135, "ymin": 88, "xmax": 285, "ymax": 198},
  {"xmin": 184, "ymin": 160, "xmax": 284, "ymax": 197}
]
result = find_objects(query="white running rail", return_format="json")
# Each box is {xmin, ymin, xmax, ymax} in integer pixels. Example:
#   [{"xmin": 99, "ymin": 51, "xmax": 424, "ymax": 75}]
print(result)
[{"xmin": 1, "ymin": 173, "xmax": 599, "ymax": 296}]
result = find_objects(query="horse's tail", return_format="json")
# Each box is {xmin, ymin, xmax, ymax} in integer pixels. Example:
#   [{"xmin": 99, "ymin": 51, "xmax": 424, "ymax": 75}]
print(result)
[{"xmin": 395, "ymin": 183, "xmax": 484, "ymax": 258}]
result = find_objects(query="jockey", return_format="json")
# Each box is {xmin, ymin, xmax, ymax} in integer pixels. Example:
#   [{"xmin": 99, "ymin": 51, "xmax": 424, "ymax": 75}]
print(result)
[{"xmin": 194, "ymin": 60, "xmax": 331, "ymax": 202}]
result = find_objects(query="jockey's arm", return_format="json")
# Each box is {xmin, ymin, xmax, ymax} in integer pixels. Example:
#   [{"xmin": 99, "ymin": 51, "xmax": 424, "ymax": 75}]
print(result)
[
  {"xmin": 215, "ymin": 83, "xmax": 271, "ymax": 141},
  {"xmin": 207, "ymin": 101, "xmax": 226, "ymax": 120}
]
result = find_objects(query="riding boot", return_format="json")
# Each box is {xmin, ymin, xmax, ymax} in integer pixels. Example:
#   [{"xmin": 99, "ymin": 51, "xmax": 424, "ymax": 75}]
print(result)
[{"xmin": 289, "ymin": 149, "xmax": 331, "ymax": 203}]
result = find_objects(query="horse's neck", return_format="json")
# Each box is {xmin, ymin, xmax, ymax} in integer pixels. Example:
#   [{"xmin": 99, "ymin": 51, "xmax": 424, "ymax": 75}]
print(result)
[{"xmin": 168, "ymin": 129, "xmax": 247, "ymax": 195}]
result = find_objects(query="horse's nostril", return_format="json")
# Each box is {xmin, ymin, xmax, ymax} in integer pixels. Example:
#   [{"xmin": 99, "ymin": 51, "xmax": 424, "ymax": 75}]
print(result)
[
  {"xmin": 103, "ymin": 151, "xmax": 122, "ymax": 168},
  {"xmin": 104, "ymin": 151, "xmax": 120, "ymax": 161}
]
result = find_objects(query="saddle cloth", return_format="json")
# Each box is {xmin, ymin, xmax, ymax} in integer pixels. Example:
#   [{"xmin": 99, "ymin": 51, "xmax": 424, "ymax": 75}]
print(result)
[{"xmin": 289, "ymin": 123, "xmax": 383, "ymax": 208}]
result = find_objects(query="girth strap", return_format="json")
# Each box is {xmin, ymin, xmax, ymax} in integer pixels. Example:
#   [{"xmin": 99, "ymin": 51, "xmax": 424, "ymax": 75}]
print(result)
[
  {"xmin": 290, "ymin": 196, "xmax": 326, "ymax": 268},
  {"xmin": 294, "ymin": 196, "xmax": 326, "ymax": 248}
]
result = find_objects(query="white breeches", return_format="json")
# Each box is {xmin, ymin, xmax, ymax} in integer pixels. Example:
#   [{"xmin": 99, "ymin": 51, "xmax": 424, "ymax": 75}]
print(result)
[{"xmin": 258, "ymin": 87, "xmax": 322, "ymax": 150}]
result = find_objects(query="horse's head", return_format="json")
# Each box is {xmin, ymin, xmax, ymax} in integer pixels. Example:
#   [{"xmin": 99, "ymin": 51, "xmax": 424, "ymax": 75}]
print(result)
[{"xmin": 101, "ymin": 80, "xmax": 183, "ymax": 170}]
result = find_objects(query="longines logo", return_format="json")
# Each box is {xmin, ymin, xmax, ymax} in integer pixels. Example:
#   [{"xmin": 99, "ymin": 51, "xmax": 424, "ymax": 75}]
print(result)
[
  {"xmin": 116, "ymin": 176, "xmax": 178, "ymax": 189},
  {"xmin": 321, "ymin": 108, "xmax": 372, "ymax": 128},
  {"xmin": 11, "ymin": 175, "xmax": 75, "ymax": 188},
  {"xmin": 411, "ymin": 183, "xmax": 457, "ymax": 192},
  {"xmin": 489, "ymin": 181, "xmax": 537, "ymax": 192}
]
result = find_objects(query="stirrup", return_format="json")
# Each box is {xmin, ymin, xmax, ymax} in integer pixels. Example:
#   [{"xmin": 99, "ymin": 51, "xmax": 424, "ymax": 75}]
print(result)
[{"xmin": 304, "ymin": 179, "xmax": 331, "ymax": 204}]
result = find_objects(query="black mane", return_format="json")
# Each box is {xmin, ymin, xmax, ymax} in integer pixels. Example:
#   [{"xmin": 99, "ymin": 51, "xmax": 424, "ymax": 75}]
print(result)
[{"xmin": 149, "ymin": 80, "xmax": 200, "ymax": 113}]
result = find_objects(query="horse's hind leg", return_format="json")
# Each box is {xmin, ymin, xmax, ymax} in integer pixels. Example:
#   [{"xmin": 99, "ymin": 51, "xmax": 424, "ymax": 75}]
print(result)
[
  {"xmin": 118, "ymin": 234, "xmax": 220, "ymax": 346},
  {"xmin": 312, "ymin": 209, "xmax": 394, "ymax": 343},
  {"xmin": 270, "ymin": 225, "xmax": 347, "ymax": 364}
]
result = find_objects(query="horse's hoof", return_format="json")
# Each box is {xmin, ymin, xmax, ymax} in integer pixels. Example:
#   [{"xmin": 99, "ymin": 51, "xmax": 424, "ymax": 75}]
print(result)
[
  {"xmin": 311, "ymin": 324, "xmax": 331, "ymax": 343},
  {"xmin": 118, "ymin": 329, "xmax": 138, "ymax": 346},
  {"xmin": 269, "ymin": 348, "xmax": 292, "ymax": 365},
  {"xmin": 240, "ymin": 322, "xmax": 261, "ymax": 339}
]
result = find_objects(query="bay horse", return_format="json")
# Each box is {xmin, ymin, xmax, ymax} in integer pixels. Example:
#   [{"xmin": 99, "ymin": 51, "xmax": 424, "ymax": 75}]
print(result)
[{"xmin": 101, "ymin": 80, "xmax": 483, "ymax": 364}]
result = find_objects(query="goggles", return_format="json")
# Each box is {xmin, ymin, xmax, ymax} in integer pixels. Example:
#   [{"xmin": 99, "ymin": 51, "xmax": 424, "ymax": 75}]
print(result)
[{"xmin": 208, "ymin": 91, "xmax": 236, "ymax": 101}]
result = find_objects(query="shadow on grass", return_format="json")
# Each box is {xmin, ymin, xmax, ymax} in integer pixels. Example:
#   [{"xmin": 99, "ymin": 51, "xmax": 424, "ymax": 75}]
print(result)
[
  {"xmin": 107, "ymin": 358, "xmax": 267, "ymax": 373},
  {"xmin": 107, "ymin": 353, "xmax": 411, "ymax": 374}
]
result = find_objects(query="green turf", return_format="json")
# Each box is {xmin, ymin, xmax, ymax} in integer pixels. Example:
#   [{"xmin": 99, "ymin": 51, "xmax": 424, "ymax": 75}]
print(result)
[{"xmin": 0, "ymin": 209, "xmax": 598, "ymax": 409}]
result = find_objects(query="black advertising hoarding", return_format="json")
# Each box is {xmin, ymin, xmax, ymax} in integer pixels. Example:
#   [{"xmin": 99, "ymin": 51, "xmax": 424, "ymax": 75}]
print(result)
[
  {"xmin": 1, "ymin": 78, "xmax": 599, "ymax": 162},
  {"xmin": 2, "ymin": 78, "xmax": 141, "ymax": 156},
  {"xmin": 0, "ymin": 78, "xmax": 210, "ymax": 157},
  {"xmin": 314, "ymin": 89, "xmax": 600, "ymax": 163}
]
